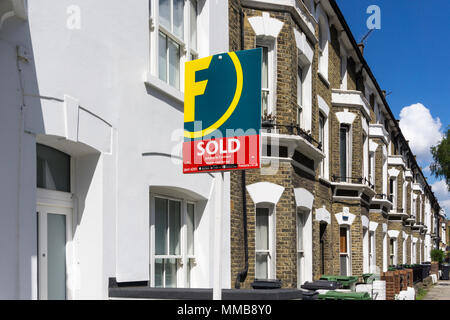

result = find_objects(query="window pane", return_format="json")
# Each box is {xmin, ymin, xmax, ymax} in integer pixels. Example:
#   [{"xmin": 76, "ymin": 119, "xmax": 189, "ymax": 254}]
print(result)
[
  {"xmin": 158, "ymin": 32, "xmax": 167, "ymax": 82},
  {"xmin": 297, "ymin": 107, "xmax": 302, "ymax": 127},
  {"xmin": 36, "ymin": 144, "xmax": 71, "ymax": 192},
  {"xmin": 154, "ymin": 258, "xmax": 163, "ymax": 287},
  {"xmin": 340, "ymin": 126, "xmax": 347, "ymax": 179},
  {"xmin": 319, "ymin": 114, "xmax": 324, "ymax": 144},
  {"xmin": 165, "ymin": 258, "xmax": 177, "ymax": 288},
  {"xmin": 297, "ymin": 65, "xmax": 303, "ymax": 106},
  {"xmin": 256, "ymin": 208, "xmax": 269, "ymax": 251},
  {"xmin": 187, "ymin": 203, "xmax": 195, "ymax": 256},
  {"xmin": 168, "ymin": 38, "xmax": 180, "ymax": 89},
  {"xmin": 340, "ymin": 228, "xmax": 347, "ymax": 253},
  {"xmin": 255, "ymin": 253, "xmax": 268, "ymax": 279},
  {"xmin": 190, "ymin": 0, "xmax": 197, "ymax": 50},
  {"xmin": 169, "ymin": 200, "xmax": 181, "ymax": 255},
  {"xmin": 297, "ymin": 212, "xmax": 304, "ymax": 251},
  {"xmin": 47, "ymin": 213, "xmax": 67, "ymax": 300},
  {"xmin": 155, "ymin": 198, "xmax": 168, "ymax": 255},
  {"xmin": 159, "ymin": 0, "xmax": 170, "ymax": 30},
  {"xmin": 173, "ymin": 0, "xmax": 184, "ymax": 39},
  {"xmin": 259, "ymin": 46, "xmax": 269, "ymax": 89},
  {"xmin": 340, "ymin": 255, "xmax": 347, "ymax": 276}
]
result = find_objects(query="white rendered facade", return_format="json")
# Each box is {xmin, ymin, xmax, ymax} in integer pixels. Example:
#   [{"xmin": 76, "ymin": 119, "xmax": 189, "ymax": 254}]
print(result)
[{"xmin": 0, "ymin": 0, "xmax": 230, "ymax": 299}]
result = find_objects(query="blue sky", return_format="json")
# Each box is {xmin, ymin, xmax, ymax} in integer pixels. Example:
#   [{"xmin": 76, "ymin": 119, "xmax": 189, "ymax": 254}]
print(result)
[{"xmin": 337, "ymin": 0, "xmax": 449, "ymax": 216}]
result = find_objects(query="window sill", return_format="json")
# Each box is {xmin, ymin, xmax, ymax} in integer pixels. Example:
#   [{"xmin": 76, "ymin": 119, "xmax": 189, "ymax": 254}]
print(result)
[
  {"xmin": 144, "ymin": 72, "xmax": 184, "ymax": 104},
  {"xmin": 318, "ymin": 71, "xmax": 330, "ymax": 88}
]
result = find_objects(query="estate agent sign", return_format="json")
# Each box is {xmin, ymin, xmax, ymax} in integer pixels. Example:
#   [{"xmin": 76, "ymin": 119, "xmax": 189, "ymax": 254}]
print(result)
[{"xmin": 183, "ymin": 48, "xmax": 262, "ymax": 174}]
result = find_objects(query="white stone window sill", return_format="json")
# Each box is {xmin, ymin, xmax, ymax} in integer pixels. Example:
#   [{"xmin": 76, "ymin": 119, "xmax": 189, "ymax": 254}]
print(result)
[
  {"xmin": 144, "ymin": 72, "xmax": 184, "ymax": 104},
  {"xmin": 318, "ymin": 71, "xmax": 330, "ymax": 88}
]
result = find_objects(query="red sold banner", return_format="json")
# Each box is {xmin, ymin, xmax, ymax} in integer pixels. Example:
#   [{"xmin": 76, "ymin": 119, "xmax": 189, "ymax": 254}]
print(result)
[{"xmin": 183, "ymin": 49, "xmax": 262, "ymax": 174}]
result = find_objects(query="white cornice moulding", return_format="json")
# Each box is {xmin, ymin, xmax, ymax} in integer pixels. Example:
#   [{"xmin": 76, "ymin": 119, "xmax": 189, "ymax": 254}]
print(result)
[
  {"xmin": 369, "ymin": 124, "xmax": 389, "ymax": 145},
  {"xmin": 335, "ymin": 109, "xmax": 356, "ymax": 125},
  {"xmin": 315, "ymin": 206, "xmax": 331, "ymax": 224},
  {"xmin": 317, "ymin": 95, "xmax": 330, "ymax": 116},
  {"xmin": 388, "ymin": 167, "xmax": 400, "ymax": 178},
  {"xmin": 294, "ymin": 188, "xmax": 314, "ymax": 211},
  {"xmin": 362, "ymin": 215, "xmax": 369, "ymax": 229},
  {"xmin": 332, "ymin": 89, "xmax": 371, "ymax": 121},
  {"xmin": 246, "ymin": 182, "xmax": 285, "ymax": 205},
  {"xmin": 248, "ymin": 12, "xmax": 284, "ymax": 39},
  {"xmin": 335, "ymin": 207, "xmax": 356, "ymax": 226},
  {"xmin": 369, "ymin": 221, "xmax": 378, "ymax": 232},
  {"xmin": 388, "ymin": 230, "xmax": 400, "ymax": 239},
  {"xmin": 294, "ymin": 28, "xmax": 314, "ymax": 64}
]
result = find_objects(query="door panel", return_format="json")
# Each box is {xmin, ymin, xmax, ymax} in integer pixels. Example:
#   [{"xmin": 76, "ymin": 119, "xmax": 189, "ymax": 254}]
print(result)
[{"xmin": 37, "ymin": 205, "xmax": 72, "ymax": 300}]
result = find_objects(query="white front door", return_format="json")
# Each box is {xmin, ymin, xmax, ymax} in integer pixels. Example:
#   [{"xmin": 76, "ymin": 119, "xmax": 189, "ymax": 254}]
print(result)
[{"xmin": 37, "ymin": 204, "xmax": 72, "ymax": 300}]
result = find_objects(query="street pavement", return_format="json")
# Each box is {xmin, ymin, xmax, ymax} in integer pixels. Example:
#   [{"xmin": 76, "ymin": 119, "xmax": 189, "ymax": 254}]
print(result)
[{"xmin": 423, "ymin": 280, "xmax": 450, "ymax": 300}]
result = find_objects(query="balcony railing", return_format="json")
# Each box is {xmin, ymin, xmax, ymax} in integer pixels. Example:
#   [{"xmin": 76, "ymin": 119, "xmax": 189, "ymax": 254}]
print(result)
[
  {"xmin": 331, "ymin": 176, "xmax": 375, "ymax": 189},
  {"xmin": 265, "ymin": 123, "xmax": 322, "ymax": 151},
  {"xmin": 375, "ymin": 193, "xmax": 389, "ymax": 200}
]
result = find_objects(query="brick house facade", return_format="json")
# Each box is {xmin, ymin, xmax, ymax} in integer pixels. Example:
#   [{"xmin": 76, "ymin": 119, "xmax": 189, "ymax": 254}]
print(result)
[{"xmin": 229, "ymin": 0, "xmax": 442, "ymax": 289}]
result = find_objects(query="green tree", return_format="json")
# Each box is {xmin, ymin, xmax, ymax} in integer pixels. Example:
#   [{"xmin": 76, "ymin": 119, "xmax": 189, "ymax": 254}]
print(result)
[{"xmin": 430, "ymin": 126, "xmax": 450, "ymax": 191}]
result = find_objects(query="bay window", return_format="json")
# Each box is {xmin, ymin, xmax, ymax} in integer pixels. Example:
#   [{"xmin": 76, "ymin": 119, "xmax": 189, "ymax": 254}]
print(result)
[
  {"xmin": 150, "ymin": 0, "xmax": 198, "ymax": 90},
  {"xmin": 152, "ymin": 195, "xmax": 196, "ymax": 288}
]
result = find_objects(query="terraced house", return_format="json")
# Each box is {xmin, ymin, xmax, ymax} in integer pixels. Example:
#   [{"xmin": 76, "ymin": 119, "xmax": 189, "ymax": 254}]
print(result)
[
  {"xmin": 0, "ymin": 0, "xmax": 446, "ymax": 300},
  {"xmin": 229, "ymin": 0, "xmax": 445, "ymax": 289}
]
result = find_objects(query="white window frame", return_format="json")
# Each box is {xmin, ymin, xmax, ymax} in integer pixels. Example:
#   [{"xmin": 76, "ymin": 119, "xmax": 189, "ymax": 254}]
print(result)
[
  {"xmin": 150, "ymin": 193, "xmax": 196, "ymax": 288},
  {"xmin": 255, "ymin": 204, "xmax": 276, "ymax": 280},
  {"xmin": 317, "ymin": 9, "xmax": 330, "ymax": 81},
  {"xmin": 149, "ymin": 0, "xmax": 198, "ymax": 91},
  {"xmin": 257, "ymin": 39, "xmax": 276, "ymax": 117}
]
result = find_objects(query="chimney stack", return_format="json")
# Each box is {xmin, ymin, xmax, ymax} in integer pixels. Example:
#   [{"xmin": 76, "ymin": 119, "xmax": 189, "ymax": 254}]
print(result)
[
  {"xmin": 357, "ymin": 43, "xmax": 365, "ymax": 55},
  {"xmin": 382, "ymin": 90, "xmax": 386, "ymax": 97}
]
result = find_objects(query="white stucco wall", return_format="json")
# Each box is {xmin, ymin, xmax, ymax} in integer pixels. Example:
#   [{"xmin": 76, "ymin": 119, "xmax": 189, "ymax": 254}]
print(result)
[{"xmin": 0, "ymin": 0, "xmax": 230, "ymax": 299}]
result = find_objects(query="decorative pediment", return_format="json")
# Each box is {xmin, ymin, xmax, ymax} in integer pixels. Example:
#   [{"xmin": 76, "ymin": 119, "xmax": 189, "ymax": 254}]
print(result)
[
  {"xmin": 246, "ymin": 182, "xmax": 284, "ymax": 205},
  {"xmin": 248, "ymin": 12, "xmax": 283, "ymax": 40}
]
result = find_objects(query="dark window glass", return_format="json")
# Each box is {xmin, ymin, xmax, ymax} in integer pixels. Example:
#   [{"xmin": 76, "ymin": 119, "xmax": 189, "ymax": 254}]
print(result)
[
  {"xmin": 36, "ymin": 144, "xmax": 70, "ymax": 192},
  {"xmin": 340, "ymin": 125, "xmax": 348, "ymax": 179}
]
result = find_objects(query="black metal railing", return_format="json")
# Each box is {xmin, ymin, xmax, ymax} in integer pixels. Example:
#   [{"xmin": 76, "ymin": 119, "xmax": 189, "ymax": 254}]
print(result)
[
  {"xmin": 375, "ymin": 193, "xmax": 388, "ymax": 200},
  {"xmin": 264, "ymin": 122, "xmax": 322, "ymax": 151},
  {"xmin": 331, "ymin": 176, "xmax": 375, "ymax": 189}
]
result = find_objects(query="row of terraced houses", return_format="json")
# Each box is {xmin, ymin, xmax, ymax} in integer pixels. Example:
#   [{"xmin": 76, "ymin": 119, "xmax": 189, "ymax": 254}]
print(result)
[{"xmin": 0, "ymin": 0, "xmax": 447, "ymax": 299}]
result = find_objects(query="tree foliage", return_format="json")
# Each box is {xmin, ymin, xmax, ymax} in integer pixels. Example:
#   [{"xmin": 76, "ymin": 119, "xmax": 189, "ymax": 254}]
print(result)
[{"xmin": 430, "ymin": 126, "xmax": 450, "ymax": 191}]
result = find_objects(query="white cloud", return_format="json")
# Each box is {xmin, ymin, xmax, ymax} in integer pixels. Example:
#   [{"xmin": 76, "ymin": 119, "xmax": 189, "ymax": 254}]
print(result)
[
  {"xmin": 431, "ymin": 180, "xmax": 450, "ymax": 217},
  {"xmin": 399, "ymin": 103, "xmax": 443, "ymax": 165}
]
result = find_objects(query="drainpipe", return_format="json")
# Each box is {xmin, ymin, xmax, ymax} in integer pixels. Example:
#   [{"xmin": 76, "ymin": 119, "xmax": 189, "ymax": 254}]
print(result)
[{"xmin": 235, "ymin": 8, "xmax": 249, "ymax": 289}]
